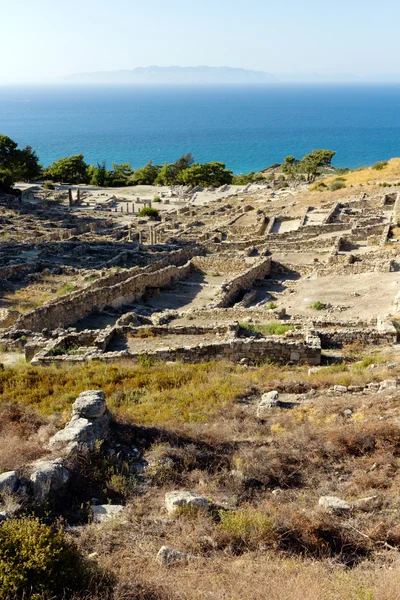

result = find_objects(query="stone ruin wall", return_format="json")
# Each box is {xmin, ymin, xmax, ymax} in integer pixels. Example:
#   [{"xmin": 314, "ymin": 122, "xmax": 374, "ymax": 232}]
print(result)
[
  {"xmin": 14, "ymin": 246, "xmax": 204, "ymax": 332},
  {"xmin": 210, "ymin": 258, "xmax": 271, "ymax": 308},
  {"xmin": 100, "ymin": 334, "xmax": 321, "ymax": 366}
]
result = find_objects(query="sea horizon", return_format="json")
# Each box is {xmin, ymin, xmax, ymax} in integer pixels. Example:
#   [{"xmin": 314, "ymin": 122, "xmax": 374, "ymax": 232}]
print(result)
[{"xmin": 1, "ymin": 83, "xmax": 400, "ymax": 173}]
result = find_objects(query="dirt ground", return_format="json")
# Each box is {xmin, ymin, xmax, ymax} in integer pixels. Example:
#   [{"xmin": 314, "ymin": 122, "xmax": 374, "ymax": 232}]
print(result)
[{"xmin": 278, "ymin": 271, "xmax": 400, "ymax": 319}]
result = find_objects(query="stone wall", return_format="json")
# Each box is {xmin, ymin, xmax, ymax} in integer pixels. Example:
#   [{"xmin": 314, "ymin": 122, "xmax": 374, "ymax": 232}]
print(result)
[
  {"xmin": 100, "ymin": 333, "xmax": 321, "ymax": 366},
  {"xmin": 210, "ymin": 258, "xmax": 271, "ymax": 308},
  {"xmin": 14, "ymin": 246, "xmax": 203, "ymax": 332},
  {"xmin": 318, "ymin": 328, "xmax": 396, "ymax": 348}
]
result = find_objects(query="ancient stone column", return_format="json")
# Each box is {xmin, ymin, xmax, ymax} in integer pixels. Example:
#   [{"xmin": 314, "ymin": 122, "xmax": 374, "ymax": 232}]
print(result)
[{"xmin": 68, "ymin": 188, "xmax": 73, "ymax": 207}]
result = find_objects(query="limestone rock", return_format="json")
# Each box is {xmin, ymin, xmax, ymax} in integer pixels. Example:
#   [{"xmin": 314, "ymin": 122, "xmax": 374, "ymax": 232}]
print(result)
[
  {"xmin": 318, "ymin": 496, "xmax": 351, "ymax": 514},
  {"xmin": 91, "ymin": 504, "xmax": 125, "ymax": 523},
  {"xmin": 333, "ymin": 385, "xmax": 348, "ymax": 393},
  {"xmin": 30, "ymin": 458, "xmax": 70, "ymax": 502},
  {"xmin": 72, "ymin": 390, "xmax": 106, "ymax": 419},
  {"xmin": 378, "ymin": 379, "xmax": 397, "ymax": 394},
  {"xmin": 256, "ymin": 391, "xmax": 279, "ymax": 417},
  {"xmin": 48, "ymin": 416, "xmax": 96, "ymax": 451},
  {"xmin": 165, "ymin": 491, "xmax": 209, "ymax": 514},
  {"xmin": 0, "ymin": 471, "xmax": 19, "ymax": 494},
  {"xmin": 156, "ymin": 545, "xmax": 193, "ymax": 566},
  {"xmin": 0, "ymin": 512, "xmax": 9, "ymax": 522}
]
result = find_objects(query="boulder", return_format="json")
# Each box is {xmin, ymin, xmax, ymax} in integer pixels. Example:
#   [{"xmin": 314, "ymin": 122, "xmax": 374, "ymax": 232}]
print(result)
[
  {"xmin": 91, "ymin": 504, "xmax": 125, "ymax": 523},
  {"xmin": 156, "ymin": 546, "xmax": 193, "ymax": 566},
  {"xmin": 48, "ymin": 416, "xmax": 96, "ymax": 452},
  {"xmin": 318, "ymin": 496, "xmax": 351, "ymax": 514},
  {"xmin": 165, "ymin": 491, "xmax": 209, "ymax": 515},
  {"xmin": 0, "ymin": 512, "xmax": 8, "ymax": 522},
  {"xmin": 72, "ymin": 390, "xmax": 106, "ymax": 419},
  {"xmin": 256, "ymin": 391, "xmax": 279, "ymax": 417},
  {"xmin": 30, "ymin": 458, "xmax": 70, "ymax": 502},
  {"xmin": 0, "ymin": 471, "xmax": 19, "ymax": 494}
]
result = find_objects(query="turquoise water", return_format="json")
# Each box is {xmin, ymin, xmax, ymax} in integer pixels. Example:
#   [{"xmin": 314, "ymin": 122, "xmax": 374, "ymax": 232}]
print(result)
[{"xmin": 0, "ymin": 84, "xmax": 400, "ymax": 173}]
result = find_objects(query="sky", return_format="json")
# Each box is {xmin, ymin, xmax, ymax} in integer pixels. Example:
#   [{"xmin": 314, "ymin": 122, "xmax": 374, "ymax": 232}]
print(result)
[{"xmin": 1, "ymin": 0, "xmax": 400, "ymax": 82}]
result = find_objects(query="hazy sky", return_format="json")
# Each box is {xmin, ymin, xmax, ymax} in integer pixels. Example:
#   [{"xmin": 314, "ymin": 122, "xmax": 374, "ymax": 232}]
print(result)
[{"xmin": 1, "ymin": 0, "xmax": 399, "ymax": 82}]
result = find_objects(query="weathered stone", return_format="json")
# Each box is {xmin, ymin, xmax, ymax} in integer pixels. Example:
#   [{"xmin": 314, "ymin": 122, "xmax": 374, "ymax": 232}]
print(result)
[
  {"xmin": 0, "ymin": 512, "xmax": 9, "ymax": 522},
  {"xmin": 378, "ymin": 379, "xmax": 397, "ymax": 394},
  {"xmin": 30, "ymin": 458, "xmax": 70, "ymax": 502},
  {"xmin": 256, "ymin": 391, "xmax": 279, "ymax": 417},
  {"xmin": 165, "ymin": 491, "xmax": 209, "ymax": 514},
  {"xmin": 91, "ymin": 504, "xmax": 125, "ymax": 523},
  {"xmin": 156, "ymin": 546, "xmax": 193, "ymax": 566},
  {"xmin": 0, "ymin": 471, "xmax": 19, "ymax": 494},
  {"xmin": 318, "ymin": 496, "xmax": 351, "ymax": 514},
  {"xmin": 72, "ymin": 390, "xmax": 106, "ymax": 419},
  {"xmin": 333, "ymin": 385, "xmax": 348, "ymax": 393}
]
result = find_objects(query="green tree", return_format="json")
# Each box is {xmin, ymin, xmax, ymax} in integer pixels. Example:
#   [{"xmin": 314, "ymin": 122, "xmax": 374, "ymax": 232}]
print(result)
[
  {"xmin": 129, "ymin": 161, "xmax": 160, "ymax": 185},
  {"xmin": 0, "ymin": 135, "xmax": 42, "ymax": 188},
  {"xmin": 110, "ymin": 162, "xmax": 132, "ymax": 186},
  {"xmin": 43, "ymin": 154, "xmax": 89, "ymax": 184},
  {"xmin": 155, "ymin": 163, "xmax": 178, "ymax": 185},
  {"xmin": 179, "ymin": 161, "xmax": 233, "ymax": 187},
  {"xmin": 299, "ymin": 149, "xmax": 336, "ymax": 182},
  {"xmin": 90, "ymin": 161, "xmax": 107, "ymax": 186}
]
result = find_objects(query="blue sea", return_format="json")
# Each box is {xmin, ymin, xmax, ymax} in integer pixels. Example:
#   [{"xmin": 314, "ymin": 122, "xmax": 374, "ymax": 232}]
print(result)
[{"xmin": 0, "ymin": 84, "xmax": 400, "ymax": 173}]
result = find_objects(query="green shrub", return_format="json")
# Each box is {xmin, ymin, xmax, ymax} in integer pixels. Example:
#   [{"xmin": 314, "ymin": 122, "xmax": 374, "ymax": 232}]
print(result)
[
  {"xmin": 372, "ymin": 161, "xmax": 388, "ymax": 171},
  {"xmin": 0, "ymin": 517, "xmax": 104, "ymax": 599},
  {"xmin": 152, "ymin": 196, "xmax": 161, "ymax": 202},
  {"xmin": 219, "ymin": 507, "xmax": 273, "ymax": 549},
  {"xmin": 138, "ymin": 207, "xmax": 159, "ymax": 219},
  {"xmin": 311, "ymin": 301, "xmax": 327, "ymax": 310},
  {"xmin": 329, "ymin": 180, "xmax": 346, "ymax": 191},
  {"xmin": 43, "ymin": 181, "xmax": 55, "ymax": 190},
  {"xmin": 266, "ymin": 301, "xmax": 277, "ymax": 310},
  {"xmin": 310, "ymin": 181, "xmax": 328, "ymax": 192}
]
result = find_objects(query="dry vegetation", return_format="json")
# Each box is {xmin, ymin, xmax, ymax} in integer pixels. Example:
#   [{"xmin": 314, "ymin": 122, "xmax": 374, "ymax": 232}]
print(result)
[{"xmin": 3, "ymin": 348, "xmax": 400, "ymax": 598}]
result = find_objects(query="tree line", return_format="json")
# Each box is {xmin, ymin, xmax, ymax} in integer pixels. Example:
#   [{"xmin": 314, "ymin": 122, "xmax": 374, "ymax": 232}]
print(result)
[{"xmin": 0, "ymin": 133, "xmax": 337, "ymax": 192}]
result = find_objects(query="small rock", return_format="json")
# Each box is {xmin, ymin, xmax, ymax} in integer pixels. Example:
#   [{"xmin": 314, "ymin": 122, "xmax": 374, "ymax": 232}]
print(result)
[
  {"xmin": 333, "ymin": 385, "xmax": 348, "ymax": 393},
  {"xmin": 378, "ymin": 379, "xmax": 397, "ymax": 394},
  {"xmin": 0, "ymin": 512, "xmax": 9, "ymax": 522},
  {"xmin": 256, "ymin": 391, "xmax": 279, "ymax": 417},
  {"xmin": 318, "ymin": 496, "xmax": 351, "ymax": 514},
  {"xmin": 91, "ymin": 504, "xmax": 125, "ymax": 523},
  {"xmin": 343, "ymin": 409, "xmax": 353, "ymax": 418},
  {"xmin": 156, "ymin": 546, "xmax": 193, "ymax": 566},
  {"xmin": 0, "ymin": 471, "xmax": 19, "ymax": 494},
  {"xmin": 165, "ymin": 491, "xmax": 209, "ymax": 515}
]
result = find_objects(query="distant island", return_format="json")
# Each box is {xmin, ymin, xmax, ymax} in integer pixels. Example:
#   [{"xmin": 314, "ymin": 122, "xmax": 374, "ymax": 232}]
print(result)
[{"xmin": 63, "ymin": 66, "xmax": 278, "ymax": 85}]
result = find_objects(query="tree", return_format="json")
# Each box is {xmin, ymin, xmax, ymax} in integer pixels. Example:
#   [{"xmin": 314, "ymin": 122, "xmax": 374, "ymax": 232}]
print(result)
[
  {"xmin": 90, "ymin": 161, "xmax": 107, "ymax": 186},
  {"xmin": 179, "ymin": 161, "xmax": 233, "ymax": 187},
  {"xmin": 110, "ymin": 162, "xmax": 132, "ymax": 186},
  {"xmin": 13, "ymin": 145, "xmax": 42, "ymax": 181},
  {"xmin": 281, "ymin": 155, "xmax": 302, "ymax": 185},
  {"xmin": 129, "ymin": 161, "xmax": 160, "ymax": 185},
  {"xmin": 43, "ymin": 154, "xmax": 89, "ymax": 184},
  {"xmin": 0, "ymin": 168, "xmax": 14, "ymax": 193},
  {"xmin": 299, "ymin": 149, "xmax": 336, "ymax": 182},
  {"xmin": 0, "ymin": 135, "xmax": 42, "ymax": 187}
]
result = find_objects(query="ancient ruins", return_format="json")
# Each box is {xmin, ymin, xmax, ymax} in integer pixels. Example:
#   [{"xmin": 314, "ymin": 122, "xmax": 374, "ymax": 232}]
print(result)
[{"xmin": 1, "ymin": 178, "xmax": 400, "ymax": 369}]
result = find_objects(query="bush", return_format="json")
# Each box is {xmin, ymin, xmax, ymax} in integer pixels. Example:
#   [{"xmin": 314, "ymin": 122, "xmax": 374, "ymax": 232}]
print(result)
[
  {"xmin": 0, "ymin": 517, "xmax": 106, "ymax": 599},
  {"xmin": 329, "ymin": 180, "xmax": 346, "ymax": 191},
  {"xmin": 311, "ymin": 301, "xmax": 327, "ymax": 310},
  {"xmin": 43, "ymin": 181, "xmax": 55, "ymax": 190},
  {"xmin": 219, "ymin": 507, "xmax": 273, "ymax": 550},
  {"xmin": 138, "ymin": 207, "xmax": 159, "ymax": 219},
  {"xmin": 372, "ymin": 161, "xmax": 388, "ymax": 171},
  {"xmin": 310, "ymin": 182, "xmax": 328, "ymax": 192},
  {"xmin": 152, "ymin": 196, "xmax": 161, "ymax": 202}
]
